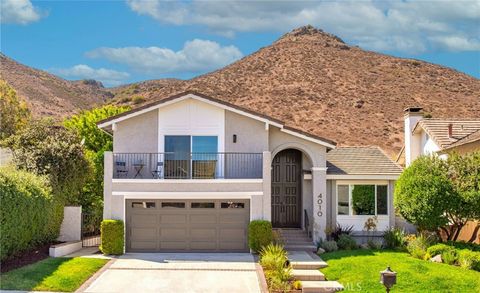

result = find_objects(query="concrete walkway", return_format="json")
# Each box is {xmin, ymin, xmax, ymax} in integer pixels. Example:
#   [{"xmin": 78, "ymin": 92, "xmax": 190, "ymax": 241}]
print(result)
[{"xmin": 82, "ymin": 253, "xmax": 262, "ymax": 293}]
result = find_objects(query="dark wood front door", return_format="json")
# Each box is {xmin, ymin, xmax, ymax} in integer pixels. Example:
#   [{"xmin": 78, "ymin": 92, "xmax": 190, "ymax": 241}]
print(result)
[{"xmin": 271, "ymin": 149, "xmax": 302, "ymax": 228}]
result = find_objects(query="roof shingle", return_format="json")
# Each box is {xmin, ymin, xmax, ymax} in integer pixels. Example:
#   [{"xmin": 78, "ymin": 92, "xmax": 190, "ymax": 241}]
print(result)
[
  {"xmin": 326, "ymin": 147, "xmax": 403, "ymax": 175},
  {"xmin": 414, "ymin": 119, "xmax": 480, "ymax": 149}
]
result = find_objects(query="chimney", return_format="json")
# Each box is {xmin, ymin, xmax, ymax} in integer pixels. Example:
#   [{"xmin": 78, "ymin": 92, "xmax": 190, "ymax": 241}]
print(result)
[
  {"xmin": 448, "ymin": 123, "xmax": 453, "ymax": 138},
  {"xmin": 404, "ymin": 107, "xmax": 424, "ymax": 166}
]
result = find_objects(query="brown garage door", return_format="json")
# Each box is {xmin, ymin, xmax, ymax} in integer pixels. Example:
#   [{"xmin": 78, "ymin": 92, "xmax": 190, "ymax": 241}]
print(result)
[{"xmin": 126, "ymin": 199, "xmax": 250, "ymax": 252}]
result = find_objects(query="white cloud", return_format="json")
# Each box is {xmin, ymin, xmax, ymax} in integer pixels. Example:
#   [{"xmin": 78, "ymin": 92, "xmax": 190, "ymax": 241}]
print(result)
[
  {"xmin": 86, "ymin": 39, "xmax": 243, "ymax": 74},
  {"xmin": 126, "ymin": 0, "xmax": 480, "ymax": 53},
  {"xmin": 52, "ymin": 64, "xmax": 130, "ymax": 87},
  {"xmin": 0, "ymin": 0, "xmax": 44, "ymax": 24}
]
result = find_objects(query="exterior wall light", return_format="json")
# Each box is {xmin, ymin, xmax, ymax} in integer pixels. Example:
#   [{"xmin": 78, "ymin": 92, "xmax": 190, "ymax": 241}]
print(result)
[
  {"xmin": 380, "ymin": 266, "xmax": 397, "ymax": 292},
  {"xmin": 233, "ymin": 134, "xmax": 237, "ymax": 143}
]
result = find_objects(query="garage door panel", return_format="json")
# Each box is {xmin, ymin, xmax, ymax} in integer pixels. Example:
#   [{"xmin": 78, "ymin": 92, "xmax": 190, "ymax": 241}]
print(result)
[
  {"xmin": 126, "ymin": 199, "xmax": 249, "ymax": 252},
  {"xmin": 160, "ymin": 241, "xmax": 188, "ymax": 250},
  {"xmin": 219, "ymin": 214, "xmax": 248, "ymax": 224},
  {"xmin": 190, "ymin": 241, "xmax": 217, "ymax": 250},
  {"xmin": 219, "ymin": 241, "xmax": 246, "ymax": 250},
  {"xmin": 161, "ymin": 214, "xmax": 187, "ymax": 224},
  {"xmin": 131, "ymin": 214, "xmax": 157, "ymax": 227},
  {"xmin": 191, "ymin": 228, "xmax": 216, "ymax": 239},
  {"xmin": 131, "ymin": 228, "xmax": 157, "ymax": 241},
  {"xmin": 190, "ymin": 214, "xmax": 217, "ymax": 224},
  {"xmin": 219, "ymin": 228, "xmax": 246, "ymax": 240},
  {"xmin": 160, "ymin": 228, "xmax": 187, "ymax": 240},
  {"xmin": 131, "ymin": 241, "xmax": 157, "ymax": 250}
]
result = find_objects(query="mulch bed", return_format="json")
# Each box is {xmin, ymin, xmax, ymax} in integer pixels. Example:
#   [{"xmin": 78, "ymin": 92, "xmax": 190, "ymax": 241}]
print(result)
[{"xmin": 1, "ymin": 241, "xmax": 63, "ymax": 273}]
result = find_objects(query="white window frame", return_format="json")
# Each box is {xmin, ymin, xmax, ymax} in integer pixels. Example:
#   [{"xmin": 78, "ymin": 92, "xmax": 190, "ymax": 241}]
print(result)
[{"xmin": 336, "ymin": 182, "xmax": 389, "ymax": 216}]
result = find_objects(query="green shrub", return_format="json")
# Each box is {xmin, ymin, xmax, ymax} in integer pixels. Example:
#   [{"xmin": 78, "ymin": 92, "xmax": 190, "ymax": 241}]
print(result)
[
  {"xmin": 442, "ymin": 249, "xmax": 458, "ymax": 265},
  {"xmin": 0, "ymin": 167, "xmax": 63, "ymax": 260},
  {"xmin": 100, "ymin": 220, "xmax": 124, "ymax": 255},
  {"xmin": 259, "ymin": 243, "xmax": 288, "ymax": 271},
  {"xmin": 427, "ymin": 244, "xmax": 455, "ymax": 257},
  {"xmin": 457, "ymin": 250, "xmax": 480, "ymax": 271},
  {"xmin": 407, "ymin": 234, "xmax": 434, "ymax": 259},
  {"xmin": 132, "ymin": 96, "xmax": 145, "ymax": 104},
  {"xmin": 383, "ymin": 227, "xmax": 406, "ymax": 249},
  {"xmin": 337, "ymin": 234, "xmax": 357, "ymax": 250},
  {"xmin": 248, "ymin": 220, "xmax": 273, "ymax": 253},
  {"xmin": 367, "ymin": 240, "xmax": 382, "ymax": 249},
  {"xmin": 446, "ymin": 241, "xmax": 480, "ymax": 252},
  {"xmin": 321, "ymin": 240, "xmax": 338, "ymax": 252}
]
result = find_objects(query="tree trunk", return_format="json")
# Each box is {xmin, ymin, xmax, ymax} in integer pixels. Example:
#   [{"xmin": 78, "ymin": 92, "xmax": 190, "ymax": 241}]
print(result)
[
  {"xmin": 452, "ymin": 223, "xmax": 465, "ymax": 242},
  {"xmin": 467, "ymin": 223, "xmax": 480, "ymax": 243}
]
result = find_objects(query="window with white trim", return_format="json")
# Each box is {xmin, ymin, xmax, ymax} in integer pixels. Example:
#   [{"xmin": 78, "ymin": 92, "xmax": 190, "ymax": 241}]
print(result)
[{"xmin": 337, "ymin": 184, "xmax": 388, "ymax": 216}]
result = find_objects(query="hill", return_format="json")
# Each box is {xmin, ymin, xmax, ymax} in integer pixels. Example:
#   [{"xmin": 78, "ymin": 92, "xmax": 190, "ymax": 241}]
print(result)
[
  {"xmin": 110, "ymin": 26, "xmax": 480, "ymax": 156},
  {"xmin": 0, "ymin": 53, "xmax": 113, "ymax": 117}
]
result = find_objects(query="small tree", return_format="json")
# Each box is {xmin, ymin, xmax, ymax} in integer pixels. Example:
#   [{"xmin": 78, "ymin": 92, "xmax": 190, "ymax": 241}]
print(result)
[
  {"xmin": 63, "ymin": 105, "xmax": 130, "ymax": 214},
  {"xmin": 0, "ymin": 80, "xmax": 30, "ymax": 140},
  {"xmin": 3, "ymin": 119, "xmax": 90, "ymax": 205},
  {"xmin": 394, "ymin": 156, "xmax": 456, "ymax": 232},
  {"xmin": 446, "ymin": 151, "xmax": 480, "ymax": 241}
]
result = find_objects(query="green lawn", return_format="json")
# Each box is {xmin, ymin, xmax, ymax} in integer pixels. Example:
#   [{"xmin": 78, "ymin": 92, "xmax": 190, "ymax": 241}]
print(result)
[
  {"xmin": 0, "ymin": 257, "xmax": 109, "ymax": 292},
  {"xmin": 321, "ymin": 250, "xmax": 480, "ymax": 293}
]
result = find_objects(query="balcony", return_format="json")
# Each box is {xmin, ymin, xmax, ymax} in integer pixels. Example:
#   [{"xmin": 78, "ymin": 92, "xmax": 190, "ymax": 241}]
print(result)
[{"xmin": 112, "ymin": 152, "xmax": 263, "ymax": 179}]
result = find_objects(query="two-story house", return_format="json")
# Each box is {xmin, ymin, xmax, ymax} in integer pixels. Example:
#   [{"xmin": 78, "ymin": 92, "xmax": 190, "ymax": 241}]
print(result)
[{"xmin": 98, "ymin": 91, "xmax": 402, "ymax": 252}]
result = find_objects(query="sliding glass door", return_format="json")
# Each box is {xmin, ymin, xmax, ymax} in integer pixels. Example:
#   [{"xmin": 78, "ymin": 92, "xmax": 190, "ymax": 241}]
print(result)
[{"xmin": 164, "ymin": 135, "xmax": 218, "ymax": 179}]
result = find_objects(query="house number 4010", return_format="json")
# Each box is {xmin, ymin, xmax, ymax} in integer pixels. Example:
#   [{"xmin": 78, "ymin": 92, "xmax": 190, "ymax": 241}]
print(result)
[{"xmin": 317, "ymin": 193, "xmax": 323, "ymax": 217}]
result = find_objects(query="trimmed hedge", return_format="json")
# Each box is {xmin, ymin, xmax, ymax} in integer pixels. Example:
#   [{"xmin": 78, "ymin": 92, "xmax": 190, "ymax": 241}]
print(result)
[
  {"xmin": 100, "ymin": 220, "xmax": 124, "ymax": 255},
  {"xmin": 0, "ymin": 167, "xmax": 63, "ymax": 260},
  {"xmin": 248, "ymin": 220, "xmax": 273, "ymax": 253},
  {"xmin": 426, "ymin": 243, "xmax": 455, "ymax": 257}
]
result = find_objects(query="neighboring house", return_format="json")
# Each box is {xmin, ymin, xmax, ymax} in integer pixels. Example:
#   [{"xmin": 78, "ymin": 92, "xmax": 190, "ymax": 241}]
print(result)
[
  {"xmin": 98, "ymin": 91, "xmax": 402, "ymax": 252},
  {"xmin": 403, "ymin": 107, "xmax": 480, "ymax": 166}
]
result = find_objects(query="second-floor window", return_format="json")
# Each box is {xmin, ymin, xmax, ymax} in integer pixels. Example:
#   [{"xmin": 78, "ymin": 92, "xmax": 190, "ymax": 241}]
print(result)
[{"xmin": 164, "ymin": 135, "xmax": 218, "ymax": 155}]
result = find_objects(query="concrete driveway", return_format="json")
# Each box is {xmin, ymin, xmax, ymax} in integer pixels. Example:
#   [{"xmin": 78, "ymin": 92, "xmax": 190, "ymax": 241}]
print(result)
[{"xmin": 83, "ymin": 253, "xmax": 262, "ymax": 293}]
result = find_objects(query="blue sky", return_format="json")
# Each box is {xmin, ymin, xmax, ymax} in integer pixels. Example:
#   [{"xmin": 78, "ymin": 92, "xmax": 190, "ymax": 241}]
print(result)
[{"xmin": 1, "ymin": 0, "xmax": 479, "ymax": 87}]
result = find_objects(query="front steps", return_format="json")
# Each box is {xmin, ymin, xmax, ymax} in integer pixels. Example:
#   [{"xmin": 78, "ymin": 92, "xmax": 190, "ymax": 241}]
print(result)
[
  {"xmin": 275, "ymin": 229, "xmax": 317, "ymax": 252},
  {"xmin": 288, "ymin": 250, "xmax": 344, "ymax": 293}
]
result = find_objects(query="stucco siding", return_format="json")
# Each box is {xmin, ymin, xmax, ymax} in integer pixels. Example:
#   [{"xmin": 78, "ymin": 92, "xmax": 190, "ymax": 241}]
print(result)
[
  {"xmin": 225, "ymin": 110, "xmax": 268, "ymax": 153},
  {"xmin": 269, "ymin": 127, "xmax": 327, "ymax": 167},
  {"xmin": 113, "ymin": 110, "xmax": 158, "ymax": 153},
  {"xmin": 112, "ymin": 181, "xmax": 263, "ymax": 193}
]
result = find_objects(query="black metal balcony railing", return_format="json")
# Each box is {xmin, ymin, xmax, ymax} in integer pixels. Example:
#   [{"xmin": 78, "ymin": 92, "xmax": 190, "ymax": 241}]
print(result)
[{"xmin": 113, "ymin": 152, "xmax": 263, "ymax": 179}]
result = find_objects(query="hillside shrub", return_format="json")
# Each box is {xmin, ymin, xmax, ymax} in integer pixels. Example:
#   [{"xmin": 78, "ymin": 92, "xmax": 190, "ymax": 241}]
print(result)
[
  {"xmin": 248, "ymin": 220, "xmax": 273, "ymax": 253},
  {"xmin": 383, "ymin": 227, "xmax": 406, "ymax": 249},
  {"xmin": 337, "ymin": 234, "xmax": 357, "ymax": 250},
  {"xmin": 458, "ymin": 250, "xmax": 480, "ymax": 271},
  {"xmin": 446, "ymin": 241, "xmax": 480, "ymax": 252},
  {"xmin": 442, "ymin": 249, "xmax": 458, "ymax": 265},
  {"xmin": 0, "ymin": 167, "xmax": 62, "ymax": 260},
  {"xmin": 100, "ymin": 220, "xmax": 124, "ymax": 255},
  {"xmin": 427, "ymin": 244, "xmax": 455, "ymax": 257},
  {"xmin": 407, "ymin": 234, "xmax": 436, "ymax": 260}
]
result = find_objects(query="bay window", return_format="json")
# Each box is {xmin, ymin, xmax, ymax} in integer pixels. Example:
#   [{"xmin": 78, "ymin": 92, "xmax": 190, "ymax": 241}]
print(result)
[{"xmin": 337, "ymin": 184, "xmax": 389, "ymax": 216}]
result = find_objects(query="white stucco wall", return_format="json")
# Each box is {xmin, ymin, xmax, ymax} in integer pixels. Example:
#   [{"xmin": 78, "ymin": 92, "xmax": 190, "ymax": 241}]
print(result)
[
  {"xmin": 157, "ymin": 98, "xmax": 225, "ymax": 153},
  {"xmin": 57, "ymin": 206, "xmax": 82, "ymax": 242}
]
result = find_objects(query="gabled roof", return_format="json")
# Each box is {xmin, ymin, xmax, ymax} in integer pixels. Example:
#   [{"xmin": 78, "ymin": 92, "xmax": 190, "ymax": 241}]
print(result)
[
  {"xmin": 443, "ymin": 129, "xmax": 480, "ymax": 150},
  {"xmin": 326, "ymin": 146, "xmax": 403, "ymax": 175},
  {"xmin": 413, "ymin": 119, "xmax": 480, "ymax": 149},
  {"xmin": 97, "ymin": 91, "xmax": 337, "ymax": 148}
]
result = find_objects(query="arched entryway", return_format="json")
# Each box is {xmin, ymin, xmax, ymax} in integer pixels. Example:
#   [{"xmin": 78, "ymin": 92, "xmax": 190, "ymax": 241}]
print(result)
[{"xmin": 271, "ymin": 149, "xmax": 302, "ymax": 228}]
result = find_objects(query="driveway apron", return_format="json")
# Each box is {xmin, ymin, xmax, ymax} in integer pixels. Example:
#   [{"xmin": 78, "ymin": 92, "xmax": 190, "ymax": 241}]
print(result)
[{"xmin": 82, "ymin": 253, "xmax": 261, "ymax": 293}]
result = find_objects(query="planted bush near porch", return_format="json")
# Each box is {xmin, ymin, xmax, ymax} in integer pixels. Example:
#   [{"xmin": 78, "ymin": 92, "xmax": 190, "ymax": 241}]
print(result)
[
  {"xmin": 100, "ymin": 220, "xmax": 124, "ymax": 255},
  {"xmin": 259, "ymin": 244, "xmax": 295, "ymax": 292},
  {"xmin": 248, "ymin": 220, "xmax": 273, "ymax": 253},
  {"xmin": 0, "ymin": 167, "xmax": 62, "ymax": 261}
]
